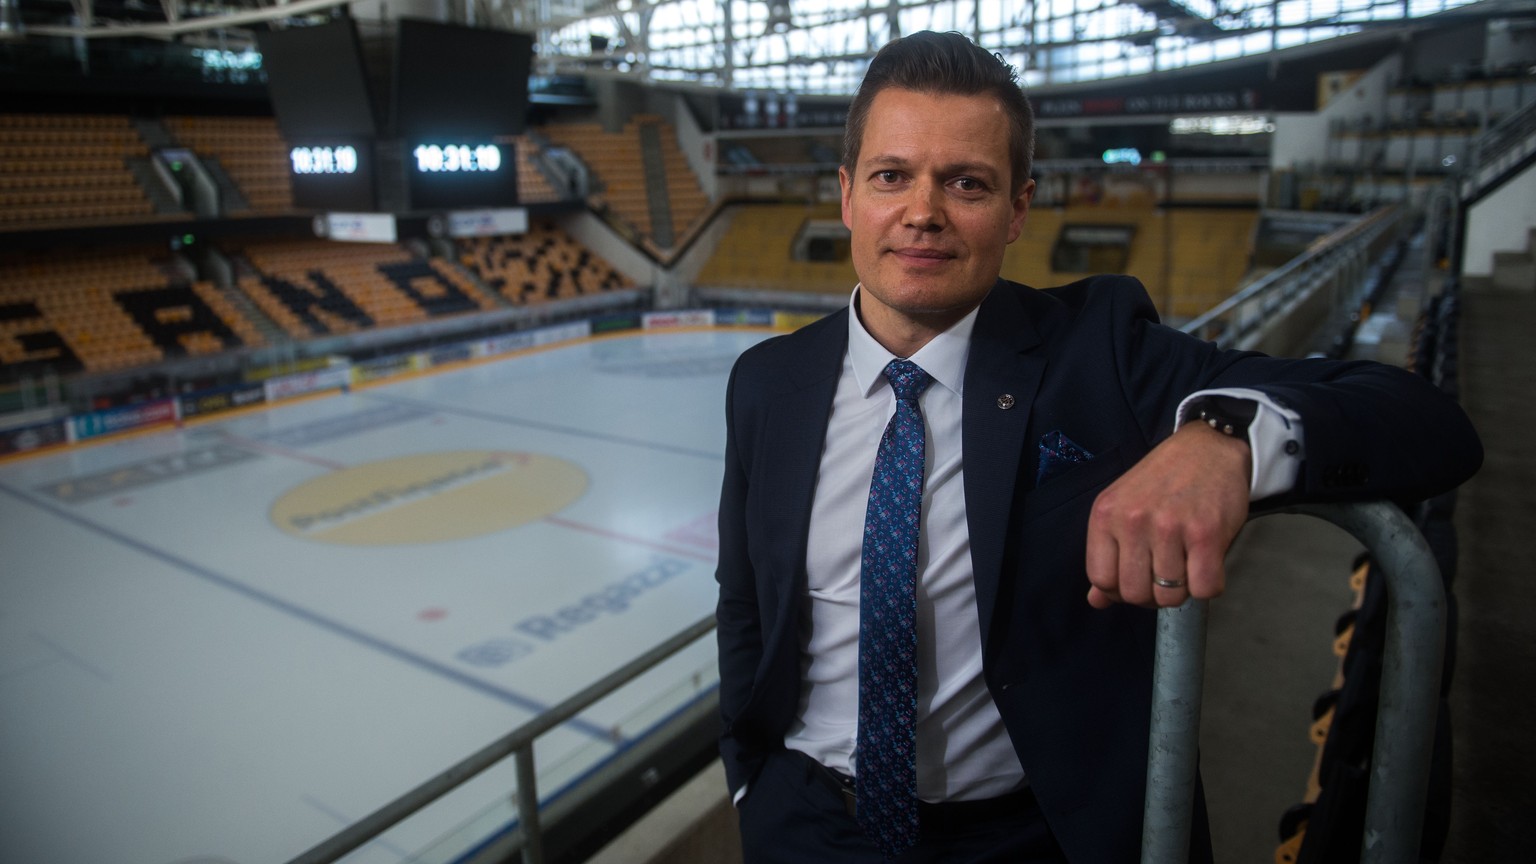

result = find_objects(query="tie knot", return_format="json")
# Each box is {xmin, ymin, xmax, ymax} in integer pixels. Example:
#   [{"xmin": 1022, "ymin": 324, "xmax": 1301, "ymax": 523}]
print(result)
[{"xmin": 883, "ymin": 359, "xmax": 932, "ymax": 402}]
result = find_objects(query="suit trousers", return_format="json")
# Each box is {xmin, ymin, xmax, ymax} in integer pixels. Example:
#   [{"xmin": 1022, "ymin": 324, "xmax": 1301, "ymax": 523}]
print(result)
[{"xmin": 736, "ymin": 748, "xmax": 1068, "ymax": 864}]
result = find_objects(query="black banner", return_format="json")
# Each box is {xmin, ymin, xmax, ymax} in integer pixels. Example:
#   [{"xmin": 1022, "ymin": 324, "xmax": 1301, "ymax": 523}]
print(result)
[
  {"xmin": 179, "ymin": 383, "xmax": 267, "ymax": 420},
  {"xmin": 0, "ymin": 418, "xmax": 69, "ymax": 456}
]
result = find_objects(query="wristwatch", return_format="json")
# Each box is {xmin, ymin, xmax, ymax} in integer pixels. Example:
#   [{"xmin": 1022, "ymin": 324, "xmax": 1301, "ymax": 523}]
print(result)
[{"xmin": 1187, "ymin": 395, "xmax": 1258, "ymax": 440}]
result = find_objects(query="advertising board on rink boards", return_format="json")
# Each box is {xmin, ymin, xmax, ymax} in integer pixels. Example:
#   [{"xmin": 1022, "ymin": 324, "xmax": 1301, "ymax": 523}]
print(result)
[
  {"xmin": 178, "ymin": 383, "xmax": 267, "ymax": 421},
  {"xmin": 71, "ymin": 399, "xmax": 178, "ymax": 442},
  {"xmin": 642, "ymin": 310, "xmax": 714, "ymax": 330},
  {"xmin": 264, "ymin": 365, "xmax": 353, "ymax": 402}
]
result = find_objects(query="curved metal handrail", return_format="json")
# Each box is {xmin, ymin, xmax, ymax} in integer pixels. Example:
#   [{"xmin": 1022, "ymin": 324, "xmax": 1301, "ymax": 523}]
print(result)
[
  {"xmin": 1142, "ymin": 500, "xmax": 1446, "ymax": 864},
  {"xmin": 285, "ymin": 614, "xmax": 718, "ymax": 864},
  {"xmin": 1180, "ymin": 206, "xmax": 1404, "ymax": 351}
]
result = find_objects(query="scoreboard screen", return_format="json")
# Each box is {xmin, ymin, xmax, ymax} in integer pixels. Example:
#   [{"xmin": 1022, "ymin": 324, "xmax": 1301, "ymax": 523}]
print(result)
[
  {"xmin": 395, "ymin": 19, "xmax": 534, "ymax": 140},
  {"xmin": 407, "ymin": 140, "xmax": 518, "ymax": 210},
  {"xmin": 256, "ymin": 19, "xmax": 378, "ymax": 139},
  {"xmin": 289, "ymin": 139, "xmax": 376, "ymax": 211}
]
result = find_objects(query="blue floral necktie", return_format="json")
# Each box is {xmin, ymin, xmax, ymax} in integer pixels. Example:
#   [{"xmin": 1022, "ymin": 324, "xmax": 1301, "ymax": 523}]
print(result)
[{"xmin": 857, "ymin": 358, "xmax": 932, "ymax": 858}]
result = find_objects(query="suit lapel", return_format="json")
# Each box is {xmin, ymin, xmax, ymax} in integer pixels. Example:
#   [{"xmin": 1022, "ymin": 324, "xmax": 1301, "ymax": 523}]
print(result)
[
  {"xmin": 963, "ymin": 285, "xmax": 1047, "ymax": 649},
  {"xmin": 763, "ymin": 311, "xmax": 847, "ymax": 595}
]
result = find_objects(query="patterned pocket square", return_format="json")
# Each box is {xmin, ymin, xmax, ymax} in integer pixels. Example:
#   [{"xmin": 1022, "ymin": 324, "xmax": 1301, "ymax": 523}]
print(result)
[{"xmin": 1037, "ymin": 430, "xmax": 1094, "ymax": 485}]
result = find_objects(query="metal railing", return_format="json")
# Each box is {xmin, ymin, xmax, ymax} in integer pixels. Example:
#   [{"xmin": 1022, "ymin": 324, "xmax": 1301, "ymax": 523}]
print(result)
[
  {"xmin": 1181, "ymin": 205, "xmax": 1406, "ymax": 351},
  {"xmin": 1144, "ymin": 501, "xmax": 1446, "ymax": 864},
  {"xmin": 1461, "ymin": 97, "xmax": 1536, "ymax": 202},
  {"xmin": 296, "ymin": 501, "xmax": 1446, "ymax": 864},
  {"xmin": 285, "ymin": 614, "xmax": 718, "ymax": 864}
]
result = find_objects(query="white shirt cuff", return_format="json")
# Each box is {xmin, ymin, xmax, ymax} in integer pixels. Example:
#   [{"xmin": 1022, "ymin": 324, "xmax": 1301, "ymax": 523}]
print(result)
[{"xmin": 1175, "ymin": 387, "xmax": 1305, "ymax": 500}]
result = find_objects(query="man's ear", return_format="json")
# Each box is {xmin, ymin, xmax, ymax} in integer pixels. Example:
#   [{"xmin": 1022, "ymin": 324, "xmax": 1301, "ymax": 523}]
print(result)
[
  {"xmin": 1007, "ymin": 178, "xmax": 1036, "ymax": 244},
  {"xmin": 839, "ymin": 165, "xmax": 854, "ymax": 231}
]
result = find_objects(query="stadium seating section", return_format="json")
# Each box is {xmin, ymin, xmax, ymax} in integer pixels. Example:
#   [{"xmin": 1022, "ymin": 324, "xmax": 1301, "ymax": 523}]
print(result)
[
  {"xmin": 1, "ymin": 221, "xmax": 642, "ymax": 379},
  {"xmin": 457, "ymin": 220, "xmax": 635, "ymax": 305},
  {"xmin": 1004, "ymin": 206, "xmax": 1261, "ymax": 320},
  {"xmin": 2, "ymin": 114, "xmax": 573, "ymax": 228},
  {"xmin": 697, "ymin": 201, "xmax": 1260, "ymax": 320},
  {"xmin": 164, "ymin": 115, "xmax": 295, "ymax": 213},
  {"xmin": 694, "ymin": 203, "xmax": 857, "ymax": 295},
  {"xmin": 540, "ymin": 115, "xmax": 709, "ymax": 247},
  {"xmin": 0, "ymin": 114, "xmax": 157, "ymax": 229},
  {"xmin": 231, "ymin": 239, "xmax": 501, "ymax": 339},
  {"xmin": 0, "ymin": 107, "xmax": 1307, "ymax": 379},
  {"xmin": 504, "ymin": 135, "xmax": 563, "ymax": 205},
  {"xmin": 0, "ymin": 248, "xmax": 262, "ymax": 375}
]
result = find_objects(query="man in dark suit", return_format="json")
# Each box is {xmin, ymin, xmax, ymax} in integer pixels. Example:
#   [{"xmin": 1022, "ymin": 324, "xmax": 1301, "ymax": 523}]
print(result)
[{"xmin": 714, "ymin": 31, "xmax": 1481, "ymax": 863}]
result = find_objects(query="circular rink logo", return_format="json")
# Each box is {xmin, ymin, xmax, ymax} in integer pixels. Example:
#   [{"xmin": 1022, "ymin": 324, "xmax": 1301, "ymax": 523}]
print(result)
[{"xmin": 271, "ymin": 450, "xmax": 587, "ymax": 545}]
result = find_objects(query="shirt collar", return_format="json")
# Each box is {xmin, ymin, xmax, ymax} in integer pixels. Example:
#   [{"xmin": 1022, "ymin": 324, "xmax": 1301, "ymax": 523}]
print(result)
[{"xmin": 846, "ymin": 284, "xmax": 976, "ymax": 399}]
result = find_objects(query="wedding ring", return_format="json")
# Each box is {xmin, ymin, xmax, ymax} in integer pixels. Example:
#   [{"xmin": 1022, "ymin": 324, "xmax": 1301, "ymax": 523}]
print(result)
[{"xmin": 1153, "ymin": 577, "xmax": 1186, "ymax": 589}]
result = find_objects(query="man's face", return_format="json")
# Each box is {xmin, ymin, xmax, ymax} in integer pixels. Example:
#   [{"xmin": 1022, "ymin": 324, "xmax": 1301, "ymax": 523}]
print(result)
[{"xmin": 841, "ymin": 87, "xmax": 1033, "ymax": 349}]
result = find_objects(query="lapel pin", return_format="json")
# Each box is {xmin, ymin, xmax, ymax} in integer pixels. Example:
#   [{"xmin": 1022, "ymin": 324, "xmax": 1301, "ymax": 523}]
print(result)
[{"xmin": 997, "ymin": 394, "xmax": 1015, "ymax": 410}]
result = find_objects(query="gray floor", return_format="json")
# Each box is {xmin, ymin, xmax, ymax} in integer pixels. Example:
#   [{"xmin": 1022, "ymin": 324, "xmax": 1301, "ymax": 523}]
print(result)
[
  {"xmin": 1441, "ymin": 290, "xmax": 1536, "ymax": 864},
  {"xmin": 1200, "ymin": 286, "xmax": 1535, "ymax": 862}
]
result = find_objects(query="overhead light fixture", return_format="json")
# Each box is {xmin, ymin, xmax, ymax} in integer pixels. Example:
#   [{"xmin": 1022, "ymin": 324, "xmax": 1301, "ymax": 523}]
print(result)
[
  {"xmin": 1170, "ymin": 115, "xmax": 1274, "ymax": 136},
  {"xmin": 766, "ymin": 0, "xmax": 794, "ymax": 34}
]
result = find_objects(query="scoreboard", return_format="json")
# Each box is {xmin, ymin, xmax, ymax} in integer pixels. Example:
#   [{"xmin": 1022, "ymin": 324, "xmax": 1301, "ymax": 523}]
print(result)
[
  {"xmin": 395, "ymin": 20, "xmax": 533, "ymax": 211},
  {"xmin": 260, "ymin": 17, "xmax": 535, "ymax": 215},
  {"xmin": 288, "ymin": 140, "xmax": 376, "ymax": 211},
  {"xmin": 407, "ymin": 141, "xmax": 518, "ymax": 210}
]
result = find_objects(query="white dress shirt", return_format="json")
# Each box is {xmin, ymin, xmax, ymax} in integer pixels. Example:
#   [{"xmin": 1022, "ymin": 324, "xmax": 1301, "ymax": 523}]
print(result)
[{"xmin": 781, "ymin": 286, "xmax": 1305, "ymax": 802}]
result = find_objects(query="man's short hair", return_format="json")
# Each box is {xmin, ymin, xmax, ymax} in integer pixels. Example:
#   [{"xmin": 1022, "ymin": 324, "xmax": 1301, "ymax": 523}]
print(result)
[{"xmin": 842, "ymin": 30, "xmax": 1036, "ymax": 195}]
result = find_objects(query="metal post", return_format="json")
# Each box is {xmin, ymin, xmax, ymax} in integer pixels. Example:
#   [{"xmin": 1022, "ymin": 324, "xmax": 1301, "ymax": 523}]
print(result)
[
  {"xmin": 516, "ymin": 746, "xmax": 545, "ymax": 864},
  {"xmin": 1141, "ymin": 598, "xmax": 1209, "ymax": 863},
  {"xmin": 1141, "ymin": 501, "xmax": 1445, "ymax": 864},
  {"xmin": 1312, "ymin": 501, "xmax": 1445, "ymax": 864}
]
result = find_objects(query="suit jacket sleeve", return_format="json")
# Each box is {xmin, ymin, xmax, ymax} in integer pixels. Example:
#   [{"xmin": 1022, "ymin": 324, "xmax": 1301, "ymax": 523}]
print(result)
[
  {"xmin": 1096, "ymin": 280, "xmax": 1482, "ymax": 504},
  {"xmin": 968, "ymin": 277, "xmax": 1479, "ymax": 863}
]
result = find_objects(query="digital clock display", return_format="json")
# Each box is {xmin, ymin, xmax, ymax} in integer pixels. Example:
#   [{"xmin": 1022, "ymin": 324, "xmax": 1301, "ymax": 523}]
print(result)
[
  {"xmin": 288, "ymin": 139, "xmax": 374, "ymax": 210},
  {"xmin": 290, "ymin": 145, "xmax": 360, "ymax": 175},
  {"xmin": 406, "ymin": 140, "xmax": 519, "ymax": 210},
  {"xmin": 413, "ymin": 144, "xmax": 503, "ymax": 174}
]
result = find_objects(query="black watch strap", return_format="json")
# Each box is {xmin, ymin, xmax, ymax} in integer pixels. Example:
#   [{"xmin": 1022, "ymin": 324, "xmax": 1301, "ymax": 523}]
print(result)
[{"xmin": 1188, "ymin": 395, "xmax": 1259, "ymax": 439}]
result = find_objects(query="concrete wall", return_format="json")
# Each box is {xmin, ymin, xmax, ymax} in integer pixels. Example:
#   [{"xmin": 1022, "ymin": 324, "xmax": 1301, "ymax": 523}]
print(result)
[
  {"xmin": 1463, "ymin": 160, "xmax": 1536, "ymax": 277},
  {"xmin": 1270, "ymin": 113, "xmax": 1331, "ymax": 170},
  {"xmin": 1487, "ymin": 16, "xmax": 1536, "ymax": 71},
  {"xmin": 561, "ymin": 209, "xmax": 664, "ymax": 288},
  {"xmin": 1168, "ymin": 171, "xmax": 1265, "ymax": 202},
  {"xmin": 673, "ymin": 100, "xmax": 719, "ymax": 202},
  {"xmin": 1271, "ymin": 54, "xmax": 1400, "ymax": 170}
]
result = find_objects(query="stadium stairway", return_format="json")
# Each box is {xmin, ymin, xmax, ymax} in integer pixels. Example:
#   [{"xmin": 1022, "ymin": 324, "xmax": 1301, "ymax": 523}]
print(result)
[
  {"xmin": 1487, "ymin": 228, "xmax": 1536, "ymax": 292},
  {"xmin": 638, "ymin": 121, "xmax": 676, "ymax": 249},
  {"xmin": 201, "ymin": 157, "xmax": 251, "ymax": 212},
  {"xmin": 125, "ymin": 156, "xmax": 185, "ymax": 216}
]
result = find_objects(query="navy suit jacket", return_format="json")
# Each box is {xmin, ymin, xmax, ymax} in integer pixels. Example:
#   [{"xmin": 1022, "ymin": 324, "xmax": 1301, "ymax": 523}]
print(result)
[{"xmin": 714, "ymin": 276, "xmax": 1481, "ymax": 861}]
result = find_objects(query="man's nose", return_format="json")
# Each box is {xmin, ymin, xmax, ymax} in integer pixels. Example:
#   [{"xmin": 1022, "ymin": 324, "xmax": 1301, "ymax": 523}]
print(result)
[{"xmin": 903, "ymin": 182, "xmax": 945, "ymax": 231}]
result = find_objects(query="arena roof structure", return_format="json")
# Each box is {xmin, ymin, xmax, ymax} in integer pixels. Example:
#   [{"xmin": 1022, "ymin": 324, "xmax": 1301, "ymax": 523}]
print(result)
[{"xmin": 8, "ymin": 0, "xmax": 1529, "ymax": 94}]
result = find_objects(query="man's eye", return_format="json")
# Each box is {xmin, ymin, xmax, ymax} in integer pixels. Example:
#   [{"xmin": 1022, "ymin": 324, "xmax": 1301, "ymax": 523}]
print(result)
[
  {"xmin": 954, "ymin": 177, "xmax": 982, "ymax": 192},
  {"xmin": 875, "ymin": 171, "xmax": 901, "ymax": 184}
]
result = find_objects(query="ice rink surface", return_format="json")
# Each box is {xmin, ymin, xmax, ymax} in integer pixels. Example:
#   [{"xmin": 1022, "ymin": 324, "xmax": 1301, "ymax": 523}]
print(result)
[{"xmin": 0, "ymin": 327, "xmax": 773, "ymax": 864}]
